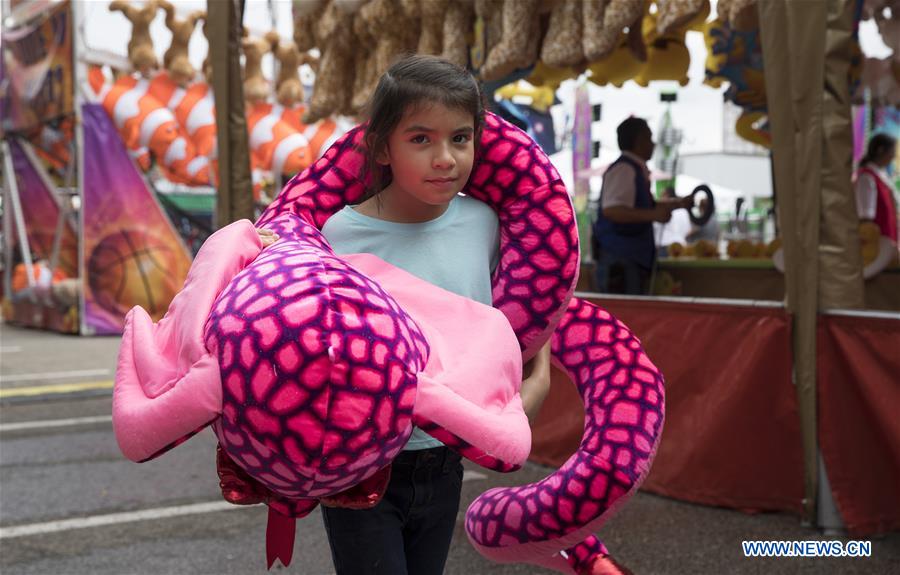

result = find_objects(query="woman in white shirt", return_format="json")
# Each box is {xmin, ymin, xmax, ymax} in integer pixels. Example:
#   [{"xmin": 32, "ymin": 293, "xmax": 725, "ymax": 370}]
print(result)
[{"xmin": 854, "ymin": 133, "xmax": 898, "ymax": 241}]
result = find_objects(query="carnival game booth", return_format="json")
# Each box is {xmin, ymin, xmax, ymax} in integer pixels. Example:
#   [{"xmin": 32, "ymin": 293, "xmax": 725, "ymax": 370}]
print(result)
[
  {"xmin": 1, "ymin": 0, "xmax": 195, "ymax": 335},
  {"xmin": 367, "ymin": 0, "xmax": 898, "ymax": 541},
  {"xmin": 262, "ymin": 0, "xmax": 896, "ymax": 545},
  {"xmin": 522, "ymin": 0, "xmax": 900, "ymax": 540}
]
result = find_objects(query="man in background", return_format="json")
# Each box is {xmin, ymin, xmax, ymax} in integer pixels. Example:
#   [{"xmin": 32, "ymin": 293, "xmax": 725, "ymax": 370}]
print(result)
[{"xmin": 592, "ymin": 117, "xmax": 691, "ymax": 294}]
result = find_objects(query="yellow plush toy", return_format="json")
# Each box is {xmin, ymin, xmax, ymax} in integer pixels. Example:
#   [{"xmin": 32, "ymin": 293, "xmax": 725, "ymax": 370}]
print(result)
[
  {"xmin": 588, "ymin": 34, "xmax": 644, "ymax": 87},
  {"xmin": 633, "ymin": 9, "xmax": 690, "ymax": 87},
  {"xmin": 158, "ymin": 0, "xmax": 204, "ymax": 87},
  {"xmin": 109, "ymin": 0, "xmax": 160, "ymax": 77},
  {"xmin": 527, "ymin": 60, "xmax": 578, "ymax": 92}
]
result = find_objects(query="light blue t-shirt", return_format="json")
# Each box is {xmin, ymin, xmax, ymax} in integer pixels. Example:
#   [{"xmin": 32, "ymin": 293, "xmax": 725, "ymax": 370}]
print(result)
[{"xmin": 321, "ymin": 194, "xmax": 500, "ymax": 450}]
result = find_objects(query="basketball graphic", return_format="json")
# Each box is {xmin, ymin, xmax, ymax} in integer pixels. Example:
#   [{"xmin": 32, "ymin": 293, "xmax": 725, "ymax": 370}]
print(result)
[{"xmin": 87, "ymin": 230, "xmax": 182, "ymax": 321}]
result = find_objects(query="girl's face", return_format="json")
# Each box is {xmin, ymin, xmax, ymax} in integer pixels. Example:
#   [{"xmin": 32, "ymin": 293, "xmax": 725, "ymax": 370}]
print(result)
[{"xmin": 377, "ymin": 102, "xmax": 475, "ymax": 220}]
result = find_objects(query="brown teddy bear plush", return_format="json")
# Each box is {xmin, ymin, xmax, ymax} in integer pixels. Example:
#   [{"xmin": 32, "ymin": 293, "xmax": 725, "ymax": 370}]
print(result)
[
  {"xmin": 357, "ymin": 0, "xmax": 418, "ymax": 102},
  {"xmin": 158, "ymin": 0, "xmax": 204, "ymax": 87},
  {"xmin": 109, "ymin": 0, "xmax": 160, "ymax": 77},
  {"xmin": 584, "ymin": 0, "xmax": 647, "ymax": 62},
  {"xmin": 656, "ymin": 0, "xmax": 708, "ymax": 35},
  {"xmin": 473, "ymin": 0, "xmax": 503, "ymax": 72},
  {"xmin": 541, "ymin": 0, "xmax": 584, "ymax": 69},
  {"xmin": 294, "ymin": 0, "xmax": 326, "ymax": 52},
  {"xmin": 304, "ymin": 0, "xmax": 359, "ymax": 123},
  {"xmin": 352, "ymin": 8, "xmax": 379, "ymax": 112},
  {"xmin": 480, "ymin": 0, "xmax": 541, "ymax": 81},
  {"xmin": 405, "ymin": 0, "xmax": 448, "ymax": 56},
  {"xmin": 265, "ymin": 31, "xmax": 316, "ymax": 108},
  {"xmin": 242, "ymin": 33, "xmax": 272, "ymax": 105},
  {"xmin": 441, "ymin": 0, "xmax": 475, "ymax": 67},
  {"xmin": 199, "ymin": 15, "xmax": 212, "ymax": 82}
]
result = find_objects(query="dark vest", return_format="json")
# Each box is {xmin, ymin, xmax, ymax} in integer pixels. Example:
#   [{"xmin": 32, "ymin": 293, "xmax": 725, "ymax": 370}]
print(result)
[{"xmin": 592, "ymin": 155, "xmax": 656, "ymax": 270}]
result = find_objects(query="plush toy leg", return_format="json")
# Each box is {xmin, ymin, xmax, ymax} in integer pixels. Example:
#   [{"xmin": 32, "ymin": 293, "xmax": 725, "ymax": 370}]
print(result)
[
  {"xmin": 216, "ymin": 443, "xmax": 266, "ymax": 505},
  {"xmin": 266, "ymin": 507, "xmax": 296, "ymax": 569},
  {"xmin": 566, "ymin": 535, "xmax": 633, "ymax": 575}
]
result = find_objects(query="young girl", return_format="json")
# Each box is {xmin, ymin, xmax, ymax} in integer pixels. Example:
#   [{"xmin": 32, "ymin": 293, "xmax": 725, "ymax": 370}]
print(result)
[{"xmin": 302, "ymin": 54, "xmax": 552, "ymax": 574}]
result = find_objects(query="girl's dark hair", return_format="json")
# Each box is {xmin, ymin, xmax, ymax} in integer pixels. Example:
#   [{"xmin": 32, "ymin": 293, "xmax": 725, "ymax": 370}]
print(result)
[
  {"xmin": 860, "ymin": 133, "xmax": 897, "ymax": 167},
  {"xmin": 360, "ymin": 54, "xmax": 485, "ymax": 201}
]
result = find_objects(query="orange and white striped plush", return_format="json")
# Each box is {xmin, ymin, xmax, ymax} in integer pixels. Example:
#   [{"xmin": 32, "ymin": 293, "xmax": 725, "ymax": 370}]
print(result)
[
  {"xmin": 246, "ymin": 103, "xmax": 313, "ymax": 179},
  {"xmin": 93, "ymin": 72, "xmax": 210, "ymax": 186}
]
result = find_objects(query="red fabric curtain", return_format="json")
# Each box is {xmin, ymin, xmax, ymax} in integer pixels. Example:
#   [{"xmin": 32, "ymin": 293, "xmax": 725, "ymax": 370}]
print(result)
[
  {"xmin": 532, "ymin": 298, "xmax": 804, "ymax": 513},
  {"xmin": 817, "ymin": 314, "xmax": 900, "ymax": 536}
]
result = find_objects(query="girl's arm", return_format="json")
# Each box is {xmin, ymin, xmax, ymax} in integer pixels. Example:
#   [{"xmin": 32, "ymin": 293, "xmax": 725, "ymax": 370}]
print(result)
[{"xmin": 521, "ymin": 340, "xmax": 552, "ymax": 425}]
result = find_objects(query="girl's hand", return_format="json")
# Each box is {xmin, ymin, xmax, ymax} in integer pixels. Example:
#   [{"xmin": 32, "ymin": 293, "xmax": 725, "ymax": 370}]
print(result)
[
  {"xmin": 521, "ymin": 340, "xmax": 552, "ymax": 426},
  {"xmin": 256, "ymin": 228, "xmax": 279, "ymax": 248}
]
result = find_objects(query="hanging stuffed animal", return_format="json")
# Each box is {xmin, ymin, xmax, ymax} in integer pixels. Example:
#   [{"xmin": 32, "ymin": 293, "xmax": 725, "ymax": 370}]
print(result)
[
  {"xmin": 704, "ymin": 17, "xmax": 771, "ymax": 146},
  {"xmin": 412, "ymin": 0, "xmax": 448, "ymax": 55},
  {"xmin": 158, "ymin": 0, "xmax": 204, "ymax": 87},
  {"xmin": 265, "ymin": 31, "xmax": 315, "ymax": 109},
  {"xmin": 441, "ymin": 0, "xmax": 475, "ymax": 67},
  {"xmin": 540, "ymin": 0, "xmax": 584, "ymax": 69},
  {"xmin": 108, "ymin": 0, "xmax": 160, "ymax": 77},
  {"xmin": 583, "ymin": 0, "xmax": 611, "ymax": 62},
  {"xmin": 246, "ymin": 103, "xmax": 313, "ymax": 177},
  {"xmin": 633, "ymin": 7, "xmax": 692, "ymax": 87},
  {"xmin": 293, "ymin": 0, "xmax": 326, "ymax": 52},
  {"xmin": 147, "ymin": 72, "xmax": 218, "ymax": 160},
  {"xmin": 588, "ymin": 34, "xmax": 645, "ymax": 88},
  {"xmin": 656, "ymin": 0, "xmax": 708, "ymax": 35},
  {"xmin": 356, "ymin": 0, "xmax": 418, "ymax": 106},
  {"xmin": 584, "ymin": 0, "xmax": 647, "ymax": 62},
  {"xmin": 527, "ymin": 60, "xmax": 579, "ymax": 92},
  {"xmin": 242, "ymin": 32, "xmax": 272, "ymax": 105},
  {"xmin": 875, "ymin": 6, "xmax": 900, "ymax": 86},
  {"xmin": 304, "ymin": 0, "xmax": 359, "ymax": 123},
  {"xmin": 480, "ymin": 0, "xmax": 541, "ymax": 82},
  {"xmin": 351, "ymin": 7, "xmax": 378, "ymax": 112},
  {"xmin": 91, "ymin": 73, "xmax": 211, "ymax": 186},
  {"xmin": 726, "ymin": 0, "xmax": 758, "ymax": 32}
]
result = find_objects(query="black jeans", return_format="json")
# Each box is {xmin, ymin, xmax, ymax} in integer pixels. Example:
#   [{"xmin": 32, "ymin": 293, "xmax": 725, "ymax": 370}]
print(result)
[{"xmin": 321, "ymin": 446, "xmax": 464, "ymax": 575}]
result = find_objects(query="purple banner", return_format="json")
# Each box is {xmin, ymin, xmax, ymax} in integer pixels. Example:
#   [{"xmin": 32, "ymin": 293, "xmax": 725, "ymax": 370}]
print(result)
[
  {"xmin": 8, "ymin": 138, "xmax": 78, "ymax": 277},
  {"xmin": 572, "ymin": 83, "xmax": 592, "ymax": 214},
  {"xmin": 81, "ymin": 104, "xmax": 192, "ymax": 335}
]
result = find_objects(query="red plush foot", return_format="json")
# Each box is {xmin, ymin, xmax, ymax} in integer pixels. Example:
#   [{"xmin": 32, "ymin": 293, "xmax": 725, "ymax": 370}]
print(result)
[
  {"xmin": 216, "ymin": 443, "xmax": 267, "ymax": 505},
  {"xmin": 320, "ymin": 464, "xmax": 392, "ymax": 509},
  {"xmin": 582, "ymin": 554, "xmax": 635, "ymax": 575}
]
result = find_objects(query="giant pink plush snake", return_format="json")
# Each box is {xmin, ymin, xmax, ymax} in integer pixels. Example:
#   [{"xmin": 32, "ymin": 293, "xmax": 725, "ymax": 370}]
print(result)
[{"xmin": 113, "ymin": 112, "xmax": 664, "ymax": 573}]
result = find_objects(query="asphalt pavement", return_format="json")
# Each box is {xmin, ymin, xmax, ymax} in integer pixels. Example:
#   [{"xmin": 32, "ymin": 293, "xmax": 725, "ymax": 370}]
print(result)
[{"xmin": 1, "ymin": 323, "xmax": 898, "ymax": 574}]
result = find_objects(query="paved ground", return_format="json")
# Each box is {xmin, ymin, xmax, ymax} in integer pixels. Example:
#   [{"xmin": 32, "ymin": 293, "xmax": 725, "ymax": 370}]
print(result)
[{"xmin": 1, "ymin": 323, "xmax": 898, "ymax": 574}]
